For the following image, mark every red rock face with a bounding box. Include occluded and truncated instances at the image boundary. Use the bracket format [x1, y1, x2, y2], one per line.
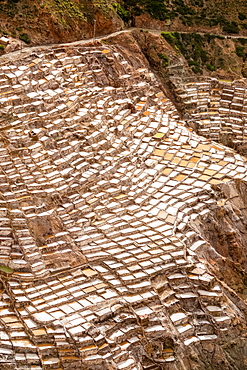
[0, 2, 124, 47]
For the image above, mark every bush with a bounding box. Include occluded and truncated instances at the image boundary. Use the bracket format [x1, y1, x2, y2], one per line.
[112, 3, 130, 22]
[158, 53, 169, 67]
[188, 60, 200, 67]
[235, 45, 245, 58]
[206, 63, 216, 71]
[238, 38, 247, 45]
[200, 48, 209, 63]
[223, 21, 239, 34]
[145, 0, 173, 21]
[217, 57, 225, 67]
[192, 0, 204, 7]
[181, 15, 194, 26]
[215, 35, 224, 40]
[161, 32, 176, 45]
[192, 65, 203, 74]
[19, 33, 31, 44]
[239, 12, 246, 21]
[0, 44, 5, 50]
[208, 17, 219, 26]
[204, 33, 216, 42]
[132, 6, 142, 16]
[174, 0, 195, 16]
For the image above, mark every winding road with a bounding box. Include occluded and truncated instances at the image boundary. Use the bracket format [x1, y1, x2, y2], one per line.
[2, 26, 247, 63]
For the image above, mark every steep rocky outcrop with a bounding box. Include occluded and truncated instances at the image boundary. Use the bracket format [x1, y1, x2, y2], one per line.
[191, 179, 247, 298]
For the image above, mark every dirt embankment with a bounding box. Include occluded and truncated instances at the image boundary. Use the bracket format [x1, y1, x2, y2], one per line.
[0, 0, 123, 47]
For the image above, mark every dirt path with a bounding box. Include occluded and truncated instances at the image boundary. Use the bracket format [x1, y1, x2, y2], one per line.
[1, 27, 247, 62]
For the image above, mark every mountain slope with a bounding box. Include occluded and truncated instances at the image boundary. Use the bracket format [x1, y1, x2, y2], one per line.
[0, 0, 247, 48]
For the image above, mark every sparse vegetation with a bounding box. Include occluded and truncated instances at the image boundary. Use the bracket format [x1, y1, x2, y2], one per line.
[206, 63, 216, 71]
[0, 44, 5, 50]
[0, 0, 246, 52]
[120, 0, 244, 35]
[222, 21, 239, 34]
[53, 0, 84, 18]
[19, 32, 31, 44]
[238, 12, 246, 21]
[161, 31, 210, 72]
[158, 52, 169, 67]
[145, 0, 174, 20]
[161, 32, 177, 45]
[112, 3, 130, 22]
[235, 45, 245, 58]
[161, 31, 232, 74]
[122, 0, 175, 21]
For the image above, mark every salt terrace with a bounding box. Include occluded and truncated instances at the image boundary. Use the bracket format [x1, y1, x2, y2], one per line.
[0, 42, 247, 369]
[176, 77, 247, 154]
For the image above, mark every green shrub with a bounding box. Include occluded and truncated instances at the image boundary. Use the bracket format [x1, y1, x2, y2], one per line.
[200, 49, 209, 63]
[235, 45, 245, 58]
[206, 63, 216, 71]
[53, 0, 83, 18]
[181, 15, 194, 26]
[132, 5, 142, 16]
[162, 31, 214, 74]
[238, 12, 246, 21]
[204, 33, 216, 42]
[0, 44, 5, 50]
[208, 17, 219, 26]
[188, 60, 200, 67]
[238, 38, 247, 45]
[113, 3, 130, 22]
[145, 0, 172, 21]
[217, 57, 225, 67]
[19, 33, 31, 44]
[161, 32, 176, 45]
[158, 53, 169, 67]
[192, 0, 204, 7]
[174, 0, 195, 16]
[192, 65, 203, 74]
[215, 35, 224, 40]
[222, 21, 239, 34]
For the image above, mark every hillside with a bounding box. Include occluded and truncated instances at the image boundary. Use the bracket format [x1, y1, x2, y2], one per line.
[2, 2, 247, 370]
[1, 31, 247, 370]
[0, 0, 123, 46]
[0, 0, 247, 48]
[125, 0, 247, 34]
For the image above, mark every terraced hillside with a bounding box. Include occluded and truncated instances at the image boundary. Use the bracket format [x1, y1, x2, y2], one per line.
[0, 37, 247, 369]
[176, 78, 247, 155]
